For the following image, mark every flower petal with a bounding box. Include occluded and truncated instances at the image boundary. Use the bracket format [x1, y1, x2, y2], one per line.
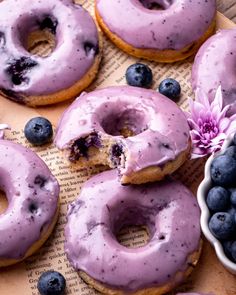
[195, 88, 211, 108]
[211, 86, 223, 113]
[219, 117, 230, 132]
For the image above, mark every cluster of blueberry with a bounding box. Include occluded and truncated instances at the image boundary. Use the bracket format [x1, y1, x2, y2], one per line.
[125, 63, 181, 101]
[208, 135, 236, 263]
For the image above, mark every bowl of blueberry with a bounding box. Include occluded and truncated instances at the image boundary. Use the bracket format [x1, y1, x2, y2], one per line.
[197, 133, 236, 274]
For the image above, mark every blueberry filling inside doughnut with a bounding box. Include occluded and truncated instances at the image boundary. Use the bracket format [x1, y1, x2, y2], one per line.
[110, 143, 125, 167]
[39, 15, 58, 34]
[69, 133, 101, 162]
[6, 57, 38, 85]
[0, 32, 5, 48]
[84, 41, 99, 56]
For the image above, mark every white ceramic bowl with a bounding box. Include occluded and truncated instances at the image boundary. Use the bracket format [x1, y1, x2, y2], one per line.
[197, 134, 236, 274]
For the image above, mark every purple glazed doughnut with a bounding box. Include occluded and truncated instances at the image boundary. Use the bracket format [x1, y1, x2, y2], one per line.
[0, 140, 60, 267]
[192, 29, 236, 116]
[65, 170, 202, 295]
[54, 86, 191, 184]
[95, 0, 216, 62]
[0, 0, 101, 106]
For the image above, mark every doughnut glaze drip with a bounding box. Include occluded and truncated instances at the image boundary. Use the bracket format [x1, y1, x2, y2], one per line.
[96, 0, 216, 50]
[192, 29, 236, 116]
[54, 86, 190, 177]
[0, 140, 59, 259]
[65, 170, 201, 292]
[0, 0, 99, 98]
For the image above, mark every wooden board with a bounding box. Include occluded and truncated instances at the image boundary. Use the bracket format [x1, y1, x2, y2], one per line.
[217, 0, 236, 23]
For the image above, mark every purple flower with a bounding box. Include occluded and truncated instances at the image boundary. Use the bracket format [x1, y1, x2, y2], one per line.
[187, 86, 236, 159]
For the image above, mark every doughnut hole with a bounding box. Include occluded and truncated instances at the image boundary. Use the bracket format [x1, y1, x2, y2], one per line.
[0, 190, 8, 214]
[117, 225, 150, 248]
[26, 30, 56, 57]
[138, 0, 172, 10]
[101, 108, 148, 138]
[16, 14, 58, 58]
[111, 205, 157, 249]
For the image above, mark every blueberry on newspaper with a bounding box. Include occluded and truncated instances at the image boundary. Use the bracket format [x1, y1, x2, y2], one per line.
[37, 271, 66, 295]
[125, 63, 153, 88]
[24, 117, 53, 146]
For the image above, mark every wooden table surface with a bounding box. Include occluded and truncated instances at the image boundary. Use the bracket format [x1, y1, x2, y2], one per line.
[217, 0, 236, 22]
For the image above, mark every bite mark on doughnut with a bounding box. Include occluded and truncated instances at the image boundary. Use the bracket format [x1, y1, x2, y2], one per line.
[39, 15, 58, 34]
[69, 132, 102, 162]
[6, 57, 38, 86]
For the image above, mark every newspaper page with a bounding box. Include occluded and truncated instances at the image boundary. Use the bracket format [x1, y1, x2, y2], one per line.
[0, 0, 236, 294]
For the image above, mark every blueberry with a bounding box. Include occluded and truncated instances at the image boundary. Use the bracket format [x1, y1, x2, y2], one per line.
[24, 117, 53, 145]
[37, 271, 66, 295]
[125, 63, 153, 88]
[227, 206, 236, 220]
[206, 186, 230, 212]
[229, 188, 236, 207]
[224, 145, 236, 160]
[158, 78, 181, 101]
[231, 241, 236, 262]
[209, 212, 236, 240]
[210, 155, 236, 186]
[223, 240, 233, 260]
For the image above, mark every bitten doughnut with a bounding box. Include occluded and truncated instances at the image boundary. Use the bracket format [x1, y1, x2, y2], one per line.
[0, 0, 101, 106]
[65, 170, 202, 295]
[192, 29, 236, 116]
[54, 86, 190, 184]
[95, 0, 216, 63]
[0, 140, 59, 267]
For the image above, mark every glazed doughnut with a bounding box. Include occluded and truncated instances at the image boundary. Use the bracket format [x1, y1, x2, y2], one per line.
[54, 86, 190, 184]
[0, 0, 101, 106]
[95, 0, 216, 63]
[65, 170, 202, 295]
[0, 140, 59, 267]
[192, 29, 236, 116]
